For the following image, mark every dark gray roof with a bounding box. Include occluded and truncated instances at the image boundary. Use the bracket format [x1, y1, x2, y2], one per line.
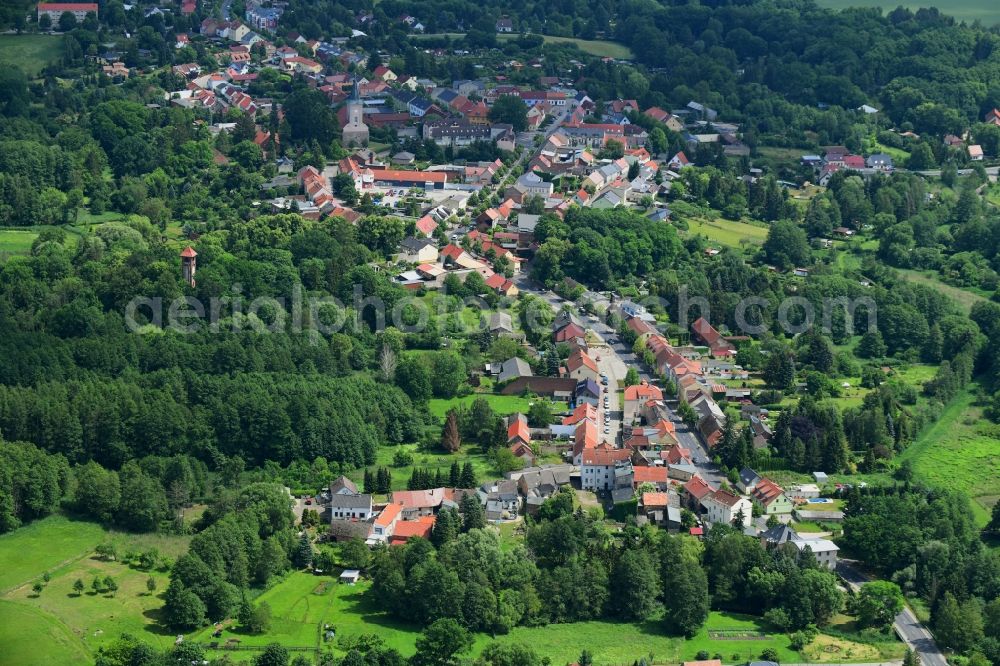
[739, 467, 760, 487]
[400, 236, 436, 253]
[760, 523, 797, 545]
[330, 493, 372, 509]
[330, 475, 358, 495]
[498, 357, 531, 383]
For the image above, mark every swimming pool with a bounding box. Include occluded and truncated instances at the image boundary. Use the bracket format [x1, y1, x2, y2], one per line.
[807, 498, 833, 504]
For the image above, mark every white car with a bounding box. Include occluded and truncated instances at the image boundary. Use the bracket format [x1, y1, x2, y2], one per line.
[603, 427, 610, 434]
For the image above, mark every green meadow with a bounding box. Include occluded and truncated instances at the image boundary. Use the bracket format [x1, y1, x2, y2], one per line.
[0, 34, 63, 76]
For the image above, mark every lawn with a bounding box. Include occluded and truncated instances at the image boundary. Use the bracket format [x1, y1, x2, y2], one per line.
[685, 217, 769, 249]
[0, 34, 63, 76]
[428, 394, 564, 420]
[897, 388, 1000, 525]
[816, 0, 1000, 26]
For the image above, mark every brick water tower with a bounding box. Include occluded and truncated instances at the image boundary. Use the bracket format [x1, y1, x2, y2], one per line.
[180, 246, 197, 287]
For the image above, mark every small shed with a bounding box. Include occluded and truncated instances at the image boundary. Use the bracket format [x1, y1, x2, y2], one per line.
[339, 569, 361, 585]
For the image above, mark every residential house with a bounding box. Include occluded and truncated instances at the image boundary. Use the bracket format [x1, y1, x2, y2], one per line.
[369, 503, 402, 543]
[489, 312, 514, 336]
[496, 17, 514, 32]
[691, 317, 736, 357]
[331, 476, 359, 495]
[497, 357, 532, 384]
[507, 413, 531, 448]
[415, 214, 438, 237]
[624, 382, 663, 425]
[749, 478, 793, 516]
[389, 488, 457, 518]
[564, 349, 600, 383]
[330, 493, 374, 520]
[760, 524, 838, 570]
[986, 108, 1000, 126]
[704, 489, 752, 528]
[581, 447, 633, 492]
[389, 515, 436, 545]
[683, 475, 714, 513]
[398, 237, 438, 263]
[576, 378, 601, 407]
[37, 2, 97, 23]
[969, 144, 984, 161]
[737, 468, 761, 494]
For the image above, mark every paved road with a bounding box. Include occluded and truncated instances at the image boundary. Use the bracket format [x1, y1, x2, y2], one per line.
[837, 561, 946, 666]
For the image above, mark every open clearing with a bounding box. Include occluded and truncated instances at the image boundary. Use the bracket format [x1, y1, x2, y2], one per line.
[428, 394, 564, 420]
[896, 268, 988, 315]
[897, 388, 1000, 525]
[0, 599, 91, 666]
[0, 35, 63, 76]
[685, 217, 769, 248]
[0, 516, 193, 660]
[0, 230, 39, 255]
[412, 32, 633, 59]
[816, 0, 1000, 26]
[0, 516, 106, 592]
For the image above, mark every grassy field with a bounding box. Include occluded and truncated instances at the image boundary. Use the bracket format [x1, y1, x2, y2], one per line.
[685, 217, 769, 249]
[0, 230, 39, 254]
[428, 394, 563, 420]
[0, 516, 106, 592]
[816, 0, 1000, 26]
[412, 32, 633, 59]
[897, 388, 1000, 524]
[896, 268, 988, 314]
[0, 34, 63, 76]
[502, 34, 634, 59]
[0, 599, 92, 666]
[0, 516, 194, 662]
[345, 443, 498, 493]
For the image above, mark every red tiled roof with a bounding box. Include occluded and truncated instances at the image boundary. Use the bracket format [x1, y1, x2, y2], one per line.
[581, 447, 631, 466]
[370, 168, 448, 183]
[374, 502, 401, 527]
[566, 349, 598, 374]
[390, 488, 453, 510]
[390, 515, 435, 543]
[633, 467, 669, 485]
[415, 215, 438, 236]
[180, 246, 197, 257]
[38, 3, 98, 10]
[624, 382, 662, 402]
[684, 475, 713, 501]
[750, 478, 785, 507]
[507, 414, 530, 443]
[554, 322, 585, 342]
[710, 489, 744, 508]
[563, 403, 597, 426]
[642, 492, 670, 508]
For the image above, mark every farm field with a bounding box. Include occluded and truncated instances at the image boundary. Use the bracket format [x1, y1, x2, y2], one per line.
[897, 388, 1000, 524]
[0, 35, 63, 76]
[816, 0, 1000, 26]
[684, 217, 769, 249]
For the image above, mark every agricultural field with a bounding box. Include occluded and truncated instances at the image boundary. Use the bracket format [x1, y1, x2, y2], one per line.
[816, 0, 1000, 26]
[0, 35, 63, 76]
[684, 217, 769, 249]
[896, 388, 1000, 524]
[0, 515, 194, 663]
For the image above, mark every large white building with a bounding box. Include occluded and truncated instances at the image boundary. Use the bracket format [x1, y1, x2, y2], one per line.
[580, 448, 633, 492]
[703, 489, 752, 528]
[38, 2, 97, 23]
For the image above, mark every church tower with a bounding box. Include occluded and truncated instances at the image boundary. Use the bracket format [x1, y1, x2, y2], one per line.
[342, 76, 369, 147]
